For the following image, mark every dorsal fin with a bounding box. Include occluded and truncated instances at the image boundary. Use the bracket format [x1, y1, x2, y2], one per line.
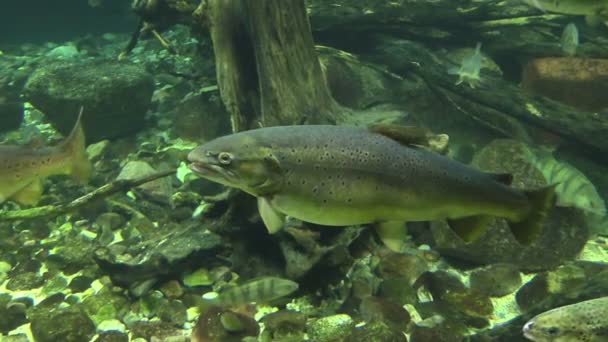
[486, 172, 513, 185]
[369, 124, 449, 154]
[26, 136, 44, 149]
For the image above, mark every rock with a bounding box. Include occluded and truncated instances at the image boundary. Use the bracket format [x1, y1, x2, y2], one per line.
[0, 294, 27, 334]
[413, 271, 492, 329]
[116, 161, 173, 206]
[0, 100, 23, 133]
[98, 319, 127, 333]
[93, 224, 222, 288]
[183, 268, 214, 288]
[307, 314, 354, 342]
[157, 299, 188, 326]
[469, 263, 522, 297]
[0, 56, 26, 132]
[5, 271, 44, 291]
[515, 261, 608, 314]
[347, 320, 408, 342]
[30, 307, 96, 342]
[47, 234, 96, 275]
[522, 58, 608, 112]
[160, 280, 185, 299]
[278, 225, 363, 278]
[191, 306, 259, 342]
[173, 90, 231, 142]
[431, 139, 589, 271]
[260, 310, 307, 341]
[130, 321, 185, 341]
[0, 334, 30, 342]
[97, 331, 129, 342]
[359, 296, 411, 332]
[318, 46, 406, 110]
[46, 44, 80, 58]
[23, 58, 154, 142]
[81, 287, 129, 325]
[68, 275, 94, 293]
[378, 251, 429, 285]
[95, 213, 126, 231]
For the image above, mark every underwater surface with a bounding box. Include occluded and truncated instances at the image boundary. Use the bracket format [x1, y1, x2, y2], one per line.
[1, 0, 608, 341]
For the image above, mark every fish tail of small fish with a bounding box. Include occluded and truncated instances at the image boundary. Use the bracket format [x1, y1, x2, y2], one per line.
[509, 185, 557, 245]
[58, 107, 91, 182]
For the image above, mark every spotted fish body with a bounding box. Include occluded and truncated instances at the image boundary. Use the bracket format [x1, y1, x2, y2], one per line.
[217, 277, 299, 306]
[188, 125, 554, 250]
[523, 296, 608, 342]
[0, 112, 91, 205]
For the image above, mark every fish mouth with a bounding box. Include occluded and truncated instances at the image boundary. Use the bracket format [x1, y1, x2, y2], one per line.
[189, 162, 218, 176]
[522, 321, 535, 340]
[189, 162, 237, 181]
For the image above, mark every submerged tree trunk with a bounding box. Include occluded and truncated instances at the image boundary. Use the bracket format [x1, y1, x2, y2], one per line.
[196, 0, 343, 131]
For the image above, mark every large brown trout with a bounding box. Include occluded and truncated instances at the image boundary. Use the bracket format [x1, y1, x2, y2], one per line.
[0, 111, 91, 205]
[187, 125, 554, 251]
[523, 296, 608, 342]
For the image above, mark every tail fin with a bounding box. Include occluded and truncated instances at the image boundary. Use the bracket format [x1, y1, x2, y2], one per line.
[510, 185, 556, 245]
[59, 107, 92, 182]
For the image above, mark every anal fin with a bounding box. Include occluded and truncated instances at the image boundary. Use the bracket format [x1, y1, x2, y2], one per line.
[447, 215, 492, 242]
[11, 180, 43, 206]
[257, 197, 286, 234]
[375, 221, 409, 252]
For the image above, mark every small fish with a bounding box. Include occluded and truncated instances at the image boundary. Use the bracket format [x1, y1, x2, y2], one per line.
[0, 110, 91, 205]
[523, 296, 608, 341]
[522, 0, 608, 27]
[561, 23, 579, 56]
[527, 150, 606, 217]
[217, 277, 299, 306]
[448, 42, 484, 89]
[188, 125, 555, 251]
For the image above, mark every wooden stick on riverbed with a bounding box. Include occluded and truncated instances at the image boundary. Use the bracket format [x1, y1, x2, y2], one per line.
[0, 169, 176, 222]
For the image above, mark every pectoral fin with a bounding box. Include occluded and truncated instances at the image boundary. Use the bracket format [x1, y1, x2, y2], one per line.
[375, 221, 409, 253]
[11, 180, 43, 206]
[447, 215, 492, 242]
[257, 197, 286, 234]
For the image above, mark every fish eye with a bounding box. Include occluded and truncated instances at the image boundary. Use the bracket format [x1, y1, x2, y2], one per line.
[546, 327, 560, 335]
[218, 152, 233, 165]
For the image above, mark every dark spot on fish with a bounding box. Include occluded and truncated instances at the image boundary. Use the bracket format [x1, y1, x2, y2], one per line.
[301, 180, 306, 185]
[320, 182, 326, 187]
[347, 198, 352, 203]
[291, 148, 296, 154]
[322, 199, 328, 204]
[341, 181, 346, 186]
[297, 158, 302, 164]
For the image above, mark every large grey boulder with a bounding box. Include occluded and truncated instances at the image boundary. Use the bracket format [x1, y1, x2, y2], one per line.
[23, 58, 154, 142]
